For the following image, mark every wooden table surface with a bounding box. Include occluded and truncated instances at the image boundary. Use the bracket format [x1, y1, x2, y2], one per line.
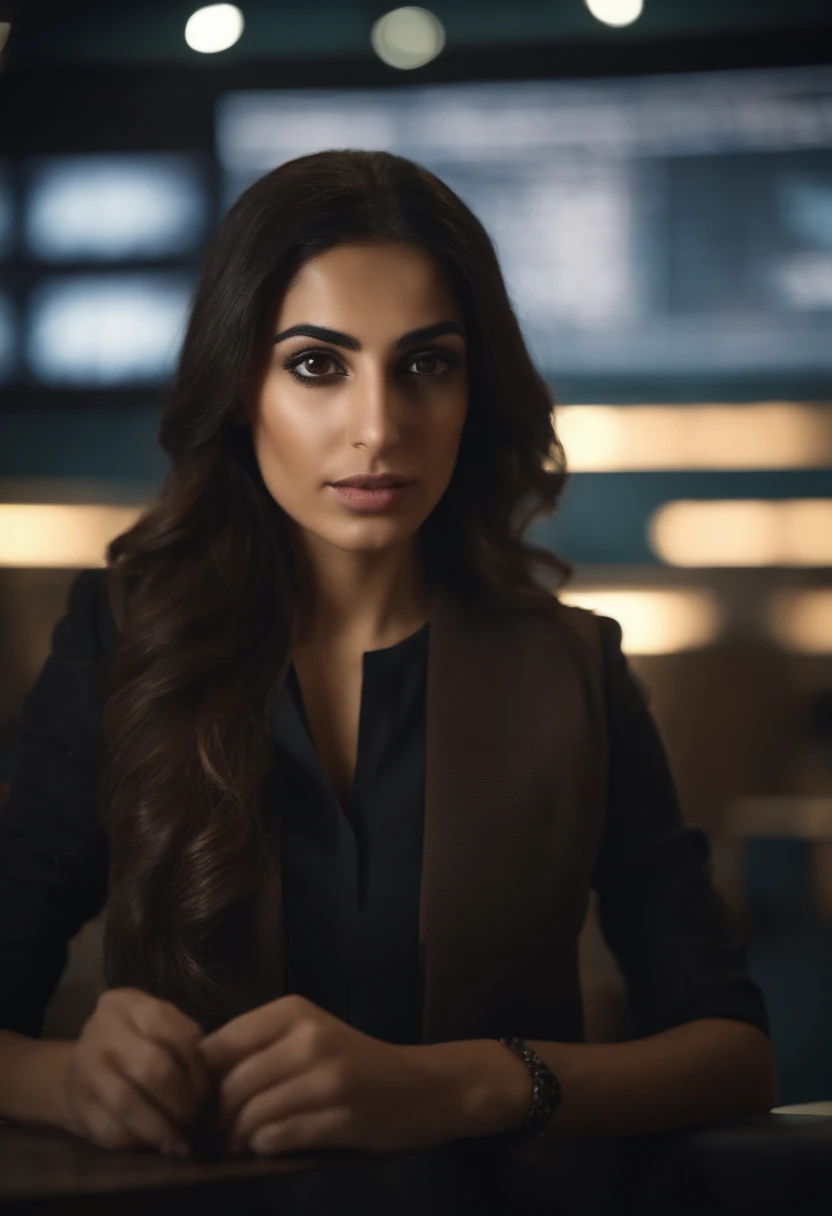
[0, 1121, 405, 1214]
[6, 1114, 832, 1216]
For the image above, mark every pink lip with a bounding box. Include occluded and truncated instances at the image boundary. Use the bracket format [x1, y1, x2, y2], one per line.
[329, 483, 412, 512]
[330, 478, 414, 489]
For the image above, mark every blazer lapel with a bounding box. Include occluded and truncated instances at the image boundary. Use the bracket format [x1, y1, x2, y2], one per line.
[420, 582, 605, 1045]
[244, 581, 604, 1046]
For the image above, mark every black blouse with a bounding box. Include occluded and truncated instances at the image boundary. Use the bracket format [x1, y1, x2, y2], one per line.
[0, 569, 771, 1045]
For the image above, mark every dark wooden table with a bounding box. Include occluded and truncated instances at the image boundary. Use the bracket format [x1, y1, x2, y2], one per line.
[5, 1112, 832, 1215]
[0, 1122, 503, 1215]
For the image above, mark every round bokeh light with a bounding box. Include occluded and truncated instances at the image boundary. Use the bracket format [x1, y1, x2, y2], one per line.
[184, 4, 244, 54]
[371, 7, 446, 70]
[585, 0, 644, 29]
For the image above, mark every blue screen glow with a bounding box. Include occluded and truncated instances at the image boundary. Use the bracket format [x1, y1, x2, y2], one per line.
[25, 155, 209, 262]
[0, 293, 16, 380]
[25, 274, 194, 385]
[216, 66, 832, 379]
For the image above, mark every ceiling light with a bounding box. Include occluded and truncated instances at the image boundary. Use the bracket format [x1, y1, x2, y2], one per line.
[371, 7, 445, 70]
[554, 403, 832, 472]
[649, 499, 832, 567]
[185, 4, 244, 55]
[584, 0, 644, 29]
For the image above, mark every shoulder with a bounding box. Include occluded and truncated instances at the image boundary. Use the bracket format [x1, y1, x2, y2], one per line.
[558, 604, 622, 645]
[17, 569, 115, 746]
[550, 602, 653, 718]
[499, 595, 625, 677]
[52, 567, 117, 667]
[549, 600, 624, 663]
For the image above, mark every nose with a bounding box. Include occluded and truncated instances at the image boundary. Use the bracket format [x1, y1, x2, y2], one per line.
[346, 364, 402, 454]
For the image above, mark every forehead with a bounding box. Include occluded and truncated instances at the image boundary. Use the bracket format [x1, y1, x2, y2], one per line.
[277, 242, 463, 323]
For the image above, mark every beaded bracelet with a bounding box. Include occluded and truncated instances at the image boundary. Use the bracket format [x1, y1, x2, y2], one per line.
[495, 1036, 563, 1149]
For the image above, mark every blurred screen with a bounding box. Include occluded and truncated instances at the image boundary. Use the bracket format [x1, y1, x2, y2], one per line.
[216, 65, 832, 379]
[0, 163, 11, 259]
[24, 154, 209, 262]
[25, 274, 194, 385]
[0, 293, 16, 380]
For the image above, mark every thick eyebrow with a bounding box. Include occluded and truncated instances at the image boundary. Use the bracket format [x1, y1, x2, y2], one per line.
[272, 320, 465, 351]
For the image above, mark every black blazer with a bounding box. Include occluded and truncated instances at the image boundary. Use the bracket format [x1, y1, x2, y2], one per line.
[0, 568, 771, 1049]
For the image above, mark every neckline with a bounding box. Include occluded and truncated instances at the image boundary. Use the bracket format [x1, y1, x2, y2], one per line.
[286, 619, 429, 688]
[361, 618, 430, 661]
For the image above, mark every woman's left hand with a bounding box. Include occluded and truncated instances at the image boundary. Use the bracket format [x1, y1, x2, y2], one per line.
[195, 994, 462, 1157]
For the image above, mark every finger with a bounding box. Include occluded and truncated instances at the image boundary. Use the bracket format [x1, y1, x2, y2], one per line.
[130, 990, 207, 1043]
[92, 1059, 186, 1152]
[82, 1100, 146, 1152]
[244, 1106, 351, 1157]
[199, 995, 301, 1075]
[140, 1013, 212, 1106]
[108, 1036, 198, 1129]
[228, 1067, 338, 1150]
[216, 1038, 299, 1135]
[124, 1001, 212, 1110]
[164, 1036, 212, 1109]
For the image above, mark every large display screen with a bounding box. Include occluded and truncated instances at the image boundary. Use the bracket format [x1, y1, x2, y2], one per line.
[0, 164, 12, 260]
[216, 65, 832, 381]
[8, 154, 208, 387]
[0, 293, 15, 381]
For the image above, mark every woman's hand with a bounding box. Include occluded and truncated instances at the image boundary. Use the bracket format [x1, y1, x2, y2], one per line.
[58, 987, 212, 1155]
[196, 994, 460, 1158]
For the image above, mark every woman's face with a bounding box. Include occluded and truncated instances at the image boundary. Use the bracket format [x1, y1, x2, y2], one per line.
[244, 242, 469, 558]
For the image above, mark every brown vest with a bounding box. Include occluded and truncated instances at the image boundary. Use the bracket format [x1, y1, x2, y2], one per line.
[230, 580, 609, 1050]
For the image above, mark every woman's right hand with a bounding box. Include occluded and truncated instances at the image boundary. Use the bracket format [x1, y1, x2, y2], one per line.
[57, 987, 213, 1154]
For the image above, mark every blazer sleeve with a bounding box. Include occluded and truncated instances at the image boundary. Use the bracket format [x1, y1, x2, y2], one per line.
[0, 569, 111, 1038]
[589, 614, 771, 1041]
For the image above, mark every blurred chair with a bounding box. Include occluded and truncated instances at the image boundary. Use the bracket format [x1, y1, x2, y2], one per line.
[725, 795, 832, 1106]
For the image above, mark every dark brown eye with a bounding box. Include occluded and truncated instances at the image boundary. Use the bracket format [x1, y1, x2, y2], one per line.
[284, 350, 343, 384]
[407, 351, 458, 376]
[295, 355, 335, 376]
[411, 354, 440, 374]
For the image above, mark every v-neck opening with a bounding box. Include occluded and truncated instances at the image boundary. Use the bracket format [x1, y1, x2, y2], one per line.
[270, 616, 430, 1033]
[287, 621, 430, 827]
[361, 619, 431, 662]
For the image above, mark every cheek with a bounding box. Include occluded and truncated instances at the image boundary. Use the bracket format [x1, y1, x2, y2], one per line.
[249, 376, 469, 521]
[250, 389, 330, 504]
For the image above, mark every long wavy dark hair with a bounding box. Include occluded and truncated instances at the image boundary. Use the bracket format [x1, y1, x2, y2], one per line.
[98, 148, 571, 1031]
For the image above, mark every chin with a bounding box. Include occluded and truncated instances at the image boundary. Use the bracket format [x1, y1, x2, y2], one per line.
[326, 517, 422, 550]
[335, 528, 415, 553]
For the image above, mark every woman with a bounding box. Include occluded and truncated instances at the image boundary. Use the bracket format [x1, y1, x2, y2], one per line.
[0, 150, 775, 1206]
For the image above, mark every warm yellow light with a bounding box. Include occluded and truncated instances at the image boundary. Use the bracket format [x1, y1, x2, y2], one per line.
[0, 504, 143, 567]
[555, 403, 832, 472]
[784, 501, 832, 566]
[769, 590, 832, 653]
[650, 500, 832, 567]
[558, 588, 721, 654]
